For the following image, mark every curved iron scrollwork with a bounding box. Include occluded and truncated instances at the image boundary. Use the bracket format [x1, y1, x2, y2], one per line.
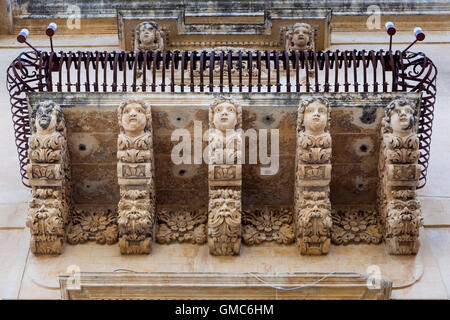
[6, 49, 437, 189]
[6, 51, 46, 187]
[398, 51, 438, 189]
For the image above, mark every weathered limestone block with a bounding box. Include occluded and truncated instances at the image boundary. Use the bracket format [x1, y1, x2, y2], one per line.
[26, 101, 70, 254]
[117, 99, 155, 254]
[294, 97, 332, 255]
[208, 97, 242, 255]
[378, 99, 423, 255]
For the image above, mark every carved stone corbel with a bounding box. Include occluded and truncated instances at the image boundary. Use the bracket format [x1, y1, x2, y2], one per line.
[26, 101, 70, 254]
[117, 99, 155, 254]
[294, 97, 332, 255]
[207, 97, 242, 255]
[378, 99, 423, 255]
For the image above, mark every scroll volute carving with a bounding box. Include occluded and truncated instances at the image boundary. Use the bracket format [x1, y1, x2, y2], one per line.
[134, 21, 164, 51]
[378, 99, 423, 255]
[117, 99, 155, 255]
[26, 100, 70, 255]
[208, 97, 242, 256]
[294, 97, 332, 255]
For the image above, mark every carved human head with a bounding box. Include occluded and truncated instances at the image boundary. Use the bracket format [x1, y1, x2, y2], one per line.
[286, 23, 314, 51]
[135, 21, 164, 51]
[384, 99, 418, 136]
[32, 100, 63, 135]
[298, 97, 331, 135]
[118, 99, 152, 137]
[209, 189, 241, 219]
[209, 97, 241, 131]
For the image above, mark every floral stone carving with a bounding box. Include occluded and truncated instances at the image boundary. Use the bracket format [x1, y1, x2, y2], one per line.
[378, 99, 423, 255]
[156, 208, 207, 244]
[242, 207, 294, 245]
[331, 208, 382, 245]
[26, 101, 70, 254]
[117, 99, 155, 254]
[67, 207, 118, 245]
[208, 97, 243, 255]
[294, 97, 332, 255]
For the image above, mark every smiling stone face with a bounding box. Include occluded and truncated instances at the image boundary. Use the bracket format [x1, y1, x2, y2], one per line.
[121, 102, 147, 137]
[303, 100, 328, 135]
[390, 104, 415, 135]
[213, 102, 237, 131]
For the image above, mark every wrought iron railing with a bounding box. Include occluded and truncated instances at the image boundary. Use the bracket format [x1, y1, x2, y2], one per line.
[6, 49, 437, 188]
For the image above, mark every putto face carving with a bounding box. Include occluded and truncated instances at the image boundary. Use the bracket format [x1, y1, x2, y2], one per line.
[298, 97, 330, 135]
[286, 23, 314, 51]
[32, 100, 63, 135]
[384, 99, 417, 136]
[118, 99, 152, 137]
[209, 97, 241, 132]
[135, 21, 164, 51]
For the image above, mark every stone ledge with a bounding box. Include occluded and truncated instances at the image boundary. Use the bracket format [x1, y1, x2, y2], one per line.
[59, 271, 392, 300]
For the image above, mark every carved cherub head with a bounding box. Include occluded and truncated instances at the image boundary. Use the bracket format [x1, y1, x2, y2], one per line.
[31, 100, 63, 135]
[286, 23, 314, 51]
[209, 97, 241, 131]
[117, 99, 152, 137]
[383, 99, 418, 136]
[135, 21, 164, 51]
[298, 97, 331, 135]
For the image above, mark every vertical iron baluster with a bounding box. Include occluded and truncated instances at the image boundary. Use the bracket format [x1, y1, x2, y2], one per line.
[112, 51, 118, 92]
[219, 51, 224, 93]
[295, 51, 300, 92]
[152, 51, 157, 92]
[238, 51, 243, 92]
[362, 50, 368, 92]
[84, 51, 91, 92]
[57, 52, 64, 92]
[228, 51, 232, 92]
[370, 50, 378, 92]
[324, 51, 330, 92]
[66, 52, 73, 92]
[334, 51, 339, 92]
[199, 51, 205, 92]
[352, 51, 358, 92]
[209, 51, 215, 92]
[379, 50, 388, 92]
[275, 51, 280, 92]
[266, 50, 271, 92]
[180, 51, 186, 92]
[343, 51, 349, 92]
[284, 51, 290, 92]
[248, 51, 253, 92]
[304, 51, 310, 92]
[190, 51, 195, 92]
[257, 51, 262, 92]
[161, 51, 167, 92]
[171, 51, 176, 92]
[313, 51, 319, 92]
